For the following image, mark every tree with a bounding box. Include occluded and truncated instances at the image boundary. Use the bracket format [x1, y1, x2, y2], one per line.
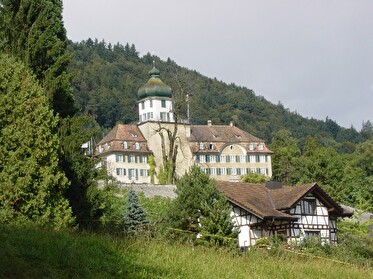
[168, 166, 237, 245]
[122, 189, 149, 234]
[0, 0, 75, 117]
[0, 54, 73, 228]
[270, 130, 301, 185]
[241, 172, 269, 184]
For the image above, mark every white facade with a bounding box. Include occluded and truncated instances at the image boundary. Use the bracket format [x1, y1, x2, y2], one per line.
[138, 98, 174, 123]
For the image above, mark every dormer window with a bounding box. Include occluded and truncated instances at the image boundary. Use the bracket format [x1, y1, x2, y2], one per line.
[249, 143, 255, 151]
[123, 141, 128, 149]
[135, 142, 140, 150]
[131, 133, 138, 138]
[105, 143, 110, 150]
[235, 134, 241, 139]
[209, 143, 215, 150]
[258, 144, 264, 151]
[199, 142, 205, 150]
[98, 146, 103, 153]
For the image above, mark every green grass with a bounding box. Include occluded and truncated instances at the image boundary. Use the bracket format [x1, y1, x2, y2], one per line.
[0, 224, 371, 279]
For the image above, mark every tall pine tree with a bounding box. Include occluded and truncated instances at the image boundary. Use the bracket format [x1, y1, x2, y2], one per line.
[0, 54, 73, 228]
[0, 0, 75, 117]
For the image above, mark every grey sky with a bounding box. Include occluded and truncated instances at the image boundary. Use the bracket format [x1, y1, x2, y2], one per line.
[62, 0, 373, 130]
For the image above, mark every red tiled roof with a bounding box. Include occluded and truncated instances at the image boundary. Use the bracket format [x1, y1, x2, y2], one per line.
[96, 124, 150, 155]
[190, 125, 262, 142]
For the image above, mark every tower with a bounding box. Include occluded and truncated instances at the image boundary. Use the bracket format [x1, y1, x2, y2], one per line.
[137, 64, 174, 123]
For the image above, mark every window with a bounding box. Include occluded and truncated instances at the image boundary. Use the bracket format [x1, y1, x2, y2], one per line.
[150, 99, 153, 107]
[128, 169, 138, 180]
[128, 155, 136, 163]
[256, 155, 260, 162]
[140, 155, 147, 163]
[161, 100, 166, 108]
[160, 112, 166, 121]
[195, 155, 200, 163]
[221, 168, 227, 175]
[140, 169, 148, 177]
[199, 155, 206, 163]
[236, 168, 241, 175]
[141, 102, 145, 109]
[229, 145, 234, 150]
[258, 144, 264, 151]
[143, 113, 146, 121]
[236, 155, 240, 163]
[131, 133, 138, 138]
[227, 168, 232, 175]
[250, 155, 256, 162]
[249, 143, 255, 150]
[116, 168, 126, 176]
[123, 141, 128, 149]
[199, 142, 205, 150]
[303, 199, 316, 214]
[115, 154, 124, 162]
[260, 155, 266, 163]
[147, 112, 151, 119]
[217, 168, 221, 175]
[134, 142, 140, 150]
[216, 155, 220, 163]
[209, 143, 215, 150]
[210, 168, 216, 175]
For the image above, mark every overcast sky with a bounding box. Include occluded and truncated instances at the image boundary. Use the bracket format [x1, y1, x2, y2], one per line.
[62, 0, 373, 130]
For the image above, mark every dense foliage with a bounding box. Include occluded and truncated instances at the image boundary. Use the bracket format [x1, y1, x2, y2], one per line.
[0, 0, 75, 117]
[68, 39, 371, 145]
[0, 1, 104, 229]
[168, 166, 237, 245]
[0, 54, 73, 228]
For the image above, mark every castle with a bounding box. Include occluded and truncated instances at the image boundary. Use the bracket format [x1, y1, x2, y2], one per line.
[95, 65, 273, 184]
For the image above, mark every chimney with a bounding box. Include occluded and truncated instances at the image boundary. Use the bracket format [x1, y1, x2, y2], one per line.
[207, 120, 212, 127]
[230, 121, 234, 127]
[266, 181, 283, 189]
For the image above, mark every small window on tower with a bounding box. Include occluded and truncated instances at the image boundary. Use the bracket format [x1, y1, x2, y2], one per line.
[150, 99, 153, 108]
[141, 102, 145, 110]
[161, 100, 166, 108]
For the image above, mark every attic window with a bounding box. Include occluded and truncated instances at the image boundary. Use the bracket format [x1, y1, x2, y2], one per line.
[248, 143, 255, 151]
[123, 141, 128, 149]
[105, 143, 110, 150]
[199, 142, 205, 150]
[135, 142, 141, 150]
[209, 143, 215, 150]
[303, 198, 316, 214]
[229, 145, 234, 150]
[235, 134, 241, 139]
[131, 133, 138, 138]
[213, 134, 218, 139]
[258, 144, 264, 151]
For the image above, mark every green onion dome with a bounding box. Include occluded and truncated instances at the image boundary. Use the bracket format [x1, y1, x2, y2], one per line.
[137, 66, 172, 99]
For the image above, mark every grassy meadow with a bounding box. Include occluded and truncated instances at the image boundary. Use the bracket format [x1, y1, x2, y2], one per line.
[0, 224, 371, 279]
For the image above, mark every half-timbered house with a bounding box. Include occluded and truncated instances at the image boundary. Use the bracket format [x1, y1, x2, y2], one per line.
[217, 181, 352, 248]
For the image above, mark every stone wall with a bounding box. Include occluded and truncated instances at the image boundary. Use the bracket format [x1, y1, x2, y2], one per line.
[117, 183, 177, 199]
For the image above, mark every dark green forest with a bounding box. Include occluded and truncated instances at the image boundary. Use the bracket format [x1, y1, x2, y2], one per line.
[68, 39, 372, 145]
[68, 39, 373, 212]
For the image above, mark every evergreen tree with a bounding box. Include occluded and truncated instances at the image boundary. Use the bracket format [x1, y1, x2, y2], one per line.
[0, 0, 75, 117]
[0, 54, 73, 228]
[122, 189, 149, 234]
[169, 166, 236, 245]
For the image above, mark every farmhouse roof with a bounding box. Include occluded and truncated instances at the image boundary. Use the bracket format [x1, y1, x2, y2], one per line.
[217, 181, 351, 220]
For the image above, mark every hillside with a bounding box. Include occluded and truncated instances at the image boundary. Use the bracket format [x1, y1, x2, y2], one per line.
[1, 224, 371, 279]
[68, 39, 367, 144]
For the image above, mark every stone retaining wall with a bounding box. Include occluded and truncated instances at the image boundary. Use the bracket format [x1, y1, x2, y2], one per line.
[117, 183, 177, 199]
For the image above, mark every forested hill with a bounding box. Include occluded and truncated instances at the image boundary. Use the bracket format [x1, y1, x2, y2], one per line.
[68, 39, 369, 146]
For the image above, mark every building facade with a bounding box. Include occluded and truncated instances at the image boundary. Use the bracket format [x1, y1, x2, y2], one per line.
[217, 182, 352, 248]
[95, 65, 273, 184]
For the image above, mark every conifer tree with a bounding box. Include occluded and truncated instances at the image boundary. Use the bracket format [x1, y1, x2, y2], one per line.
[0, 54, 73, 228]
[0, 0, 75, 117]
[122, 189, 149, 234]
[168, 166, 237, 245]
